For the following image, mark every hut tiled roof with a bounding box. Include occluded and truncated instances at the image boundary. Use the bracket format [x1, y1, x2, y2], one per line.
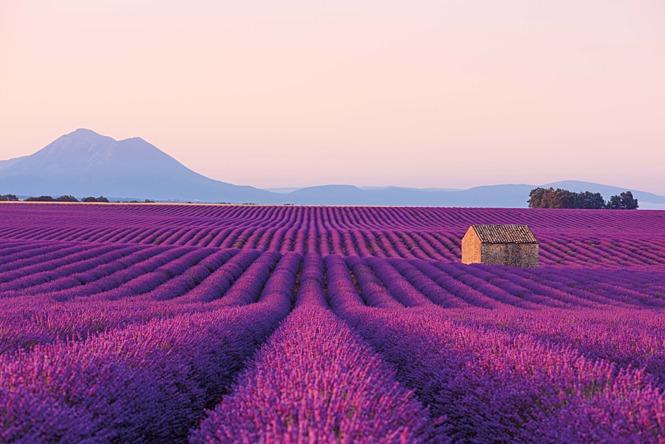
[471, 224, 538, 244]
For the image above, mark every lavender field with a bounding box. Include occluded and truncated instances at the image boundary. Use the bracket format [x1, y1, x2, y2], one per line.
[1, 203, 665, 443]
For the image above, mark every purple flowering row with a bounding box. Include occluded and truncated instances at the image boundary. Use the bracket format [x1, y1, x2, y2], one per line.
[0, 251, 302, 356]
[327, 258, 665, 442]
[2, 203, 665, 266]
[191, 304, 443, 443]
[0, 262, 297, 441]
[448, 307, 665, 389]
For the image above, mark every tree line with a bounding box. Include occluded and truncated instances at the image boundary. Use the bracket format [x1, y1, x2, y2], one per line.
[0, 194, 158, 203]
[0, 194, 109, 203]
[528, 188, 638, 209]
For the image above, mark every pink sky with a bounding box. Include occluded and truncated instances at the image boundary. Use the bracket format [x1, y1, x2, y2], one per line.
[1, 0, 664, 192]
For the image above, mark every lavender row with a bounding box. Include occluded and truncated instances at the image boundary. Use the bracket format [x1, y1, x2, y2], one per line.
[3, 204, 665, 266]
[31, 246, 192, 301]
[0, 300, 209, 355]
[0, 250, 552, 358]
[343, 308, 665, 443]
[2, 245, 664, 311]
[0, 257, 298, 442]
[326, 258, 665, 442]
[0, 245, 152, 297]
[448, 307, 665, 389]
[165, 250, 258, 302]
[0, 251, 300, 355]
[0, 243, 139, 290]
[0, 241, 89, 274]
[191, 305, 441, 443]
[3, 204, 663, 235]
[2, 225, 661, 266]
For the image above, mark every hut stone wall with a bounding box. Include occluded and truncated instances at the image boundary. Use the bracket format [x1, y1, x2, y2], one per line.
[480, 243, 539, 268]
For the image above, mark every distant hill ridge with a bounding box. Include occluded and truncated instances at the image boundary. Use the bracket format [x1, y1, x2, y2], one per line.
[2, 129, 664, 208]
[0, 129, 273, 203]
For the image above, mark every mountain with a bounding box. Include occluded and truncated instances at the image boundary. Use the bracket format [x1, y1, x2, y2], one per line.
[2, 129, 664, 207]
[0, 156, 26, 171]
[0, 129, 274, 203]
[285, 183, 665, 208]
[282, 184, 534, 207]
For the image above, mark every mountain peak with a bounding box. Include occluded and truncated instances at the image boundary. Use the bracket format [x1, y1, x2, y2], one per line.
[62, 130, 151, 149]
[66, 128, 108, 138]
[53, 129, 117, 149]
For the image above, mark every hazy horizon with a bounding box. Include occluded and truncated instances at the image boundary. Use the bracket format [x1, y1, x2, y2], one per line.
[2, 1, 664, 192]
[4, 127, 661, 196]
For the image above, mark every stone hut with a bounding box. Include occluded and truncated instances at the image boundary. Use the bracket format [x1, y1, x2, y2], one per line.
[461, 224, 539, 268]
